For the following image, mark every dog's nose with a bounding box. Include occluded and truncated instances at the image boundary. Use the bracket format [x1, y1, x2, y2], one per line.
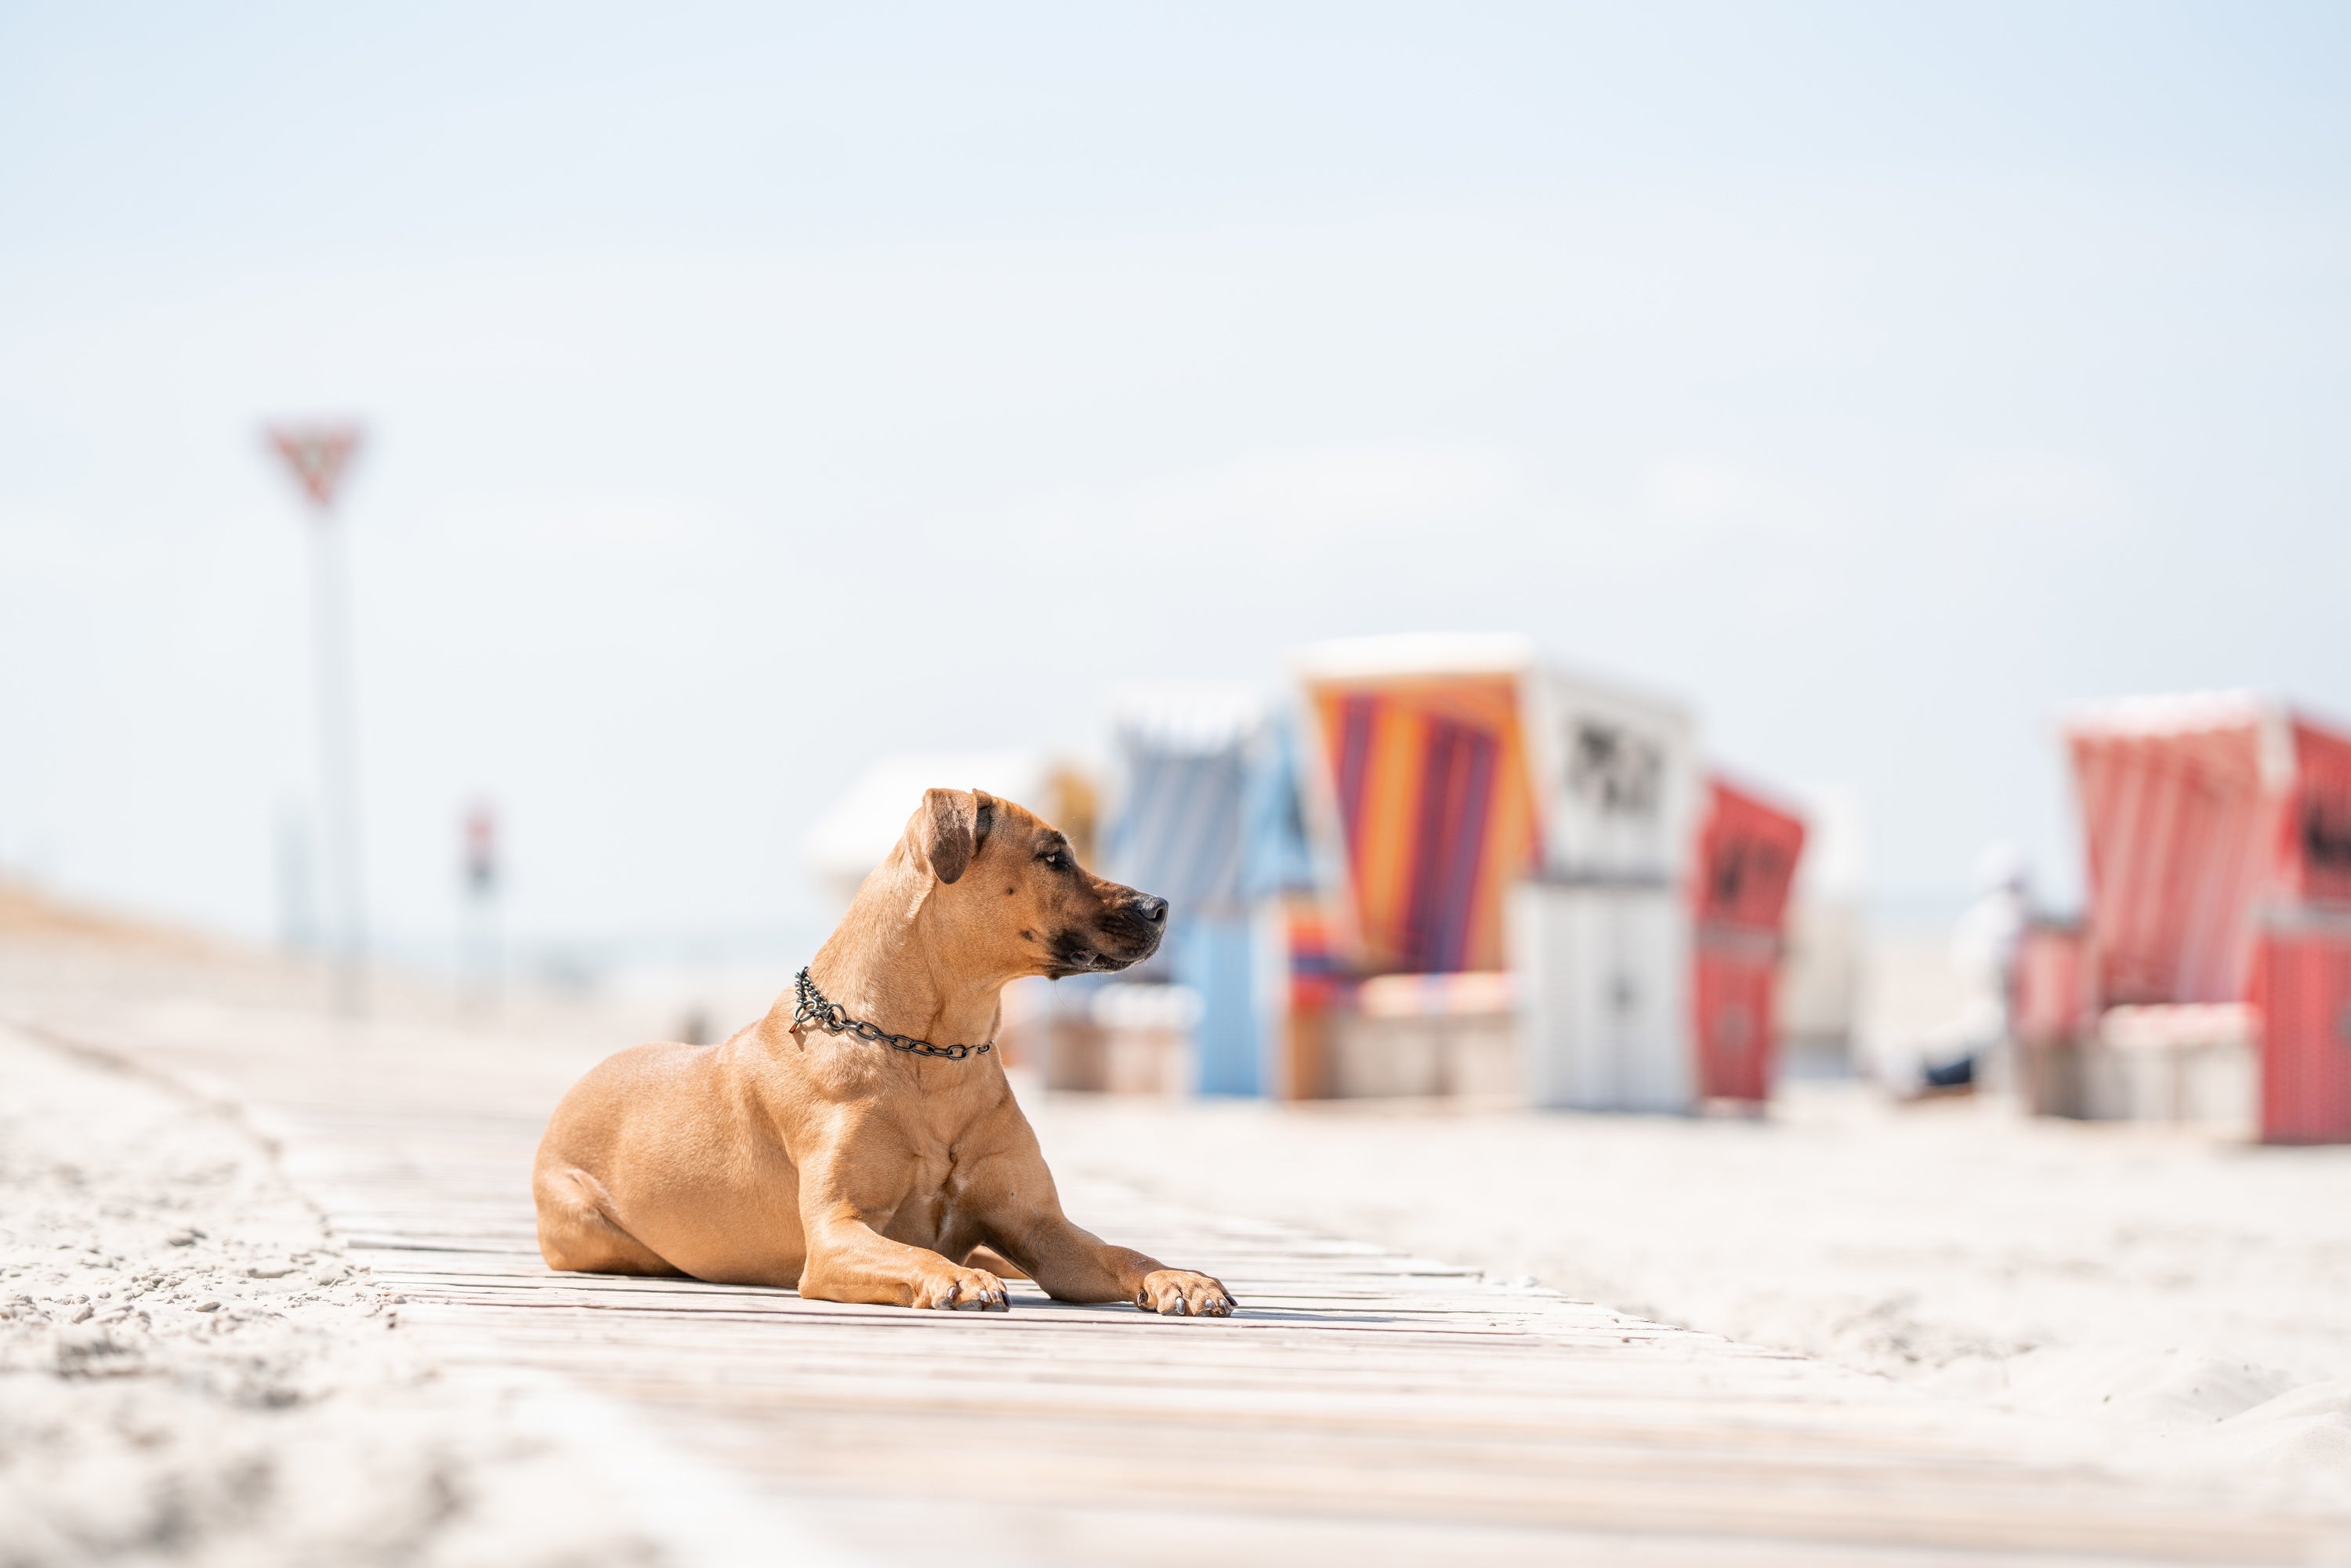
[1132, 895, 1168, 926]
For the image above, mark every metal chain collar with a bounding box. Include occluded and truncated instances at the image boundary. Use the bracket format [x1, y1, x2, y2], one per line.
[792, 968, 994, 1060]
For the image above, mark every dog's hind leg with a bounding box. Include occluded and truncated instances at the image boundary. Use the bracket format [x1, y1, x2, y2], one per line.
[533, 1164, 683, 1276]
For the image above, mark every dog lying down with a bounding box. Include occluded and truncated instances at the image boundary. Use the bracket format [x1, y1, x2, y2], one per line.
[532, 788, 1236, 1316]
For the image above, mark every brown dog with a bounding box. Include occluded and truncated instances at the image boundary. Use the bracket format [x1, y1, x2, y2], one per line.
[532, 788, 1236, 1316]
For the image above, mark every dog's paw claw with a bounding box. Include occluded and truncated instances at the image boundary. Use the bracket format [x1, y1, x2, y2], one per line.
[1136, 1269, 1236, 1319]
[925, 1266, 1009, 1312]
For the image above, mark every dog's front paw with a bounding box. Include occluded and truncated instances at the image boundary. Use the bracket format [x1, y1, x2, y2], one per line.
[914, 1265, 1009, 1312]
[1135, 1269, 1234, 1318]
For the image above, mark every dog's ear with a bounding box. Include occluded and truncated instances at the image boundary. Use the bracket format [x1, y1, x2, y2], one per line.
[917, 788, 981, 885]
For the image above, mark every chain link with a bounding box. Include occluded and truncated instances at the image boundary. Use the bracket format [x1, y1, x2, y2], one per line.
[792, 968, 994, 1060]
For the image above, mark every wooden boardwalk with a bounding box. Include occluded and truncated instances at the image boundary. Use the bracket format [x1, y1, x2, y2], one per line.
[18, 980, 2351, 1567]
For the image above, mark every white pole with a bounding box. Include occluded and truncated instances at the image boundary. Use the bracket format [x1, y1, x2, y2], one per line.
[274, 798, 315, 952]
[307, 495, 366, 1013]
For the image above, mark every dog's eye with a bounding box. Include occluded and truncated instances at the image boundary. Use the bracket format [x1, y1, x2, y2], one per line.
[1038, 847, 1071, 871]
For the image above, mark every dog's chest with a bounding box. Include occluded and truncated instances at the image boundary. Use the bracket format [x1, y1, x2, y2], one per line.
[865, 1099, 994, 1250]
[882, 1162, 971, 1250]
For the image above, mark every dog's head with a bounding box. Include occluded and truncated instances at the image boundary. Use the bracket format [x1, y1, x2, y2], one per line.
[903, 788, 1166, 979]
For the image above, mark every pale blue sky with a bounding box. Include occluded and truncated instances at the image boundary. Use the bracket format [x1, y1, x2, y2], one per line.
[3, 2, 2348, 957]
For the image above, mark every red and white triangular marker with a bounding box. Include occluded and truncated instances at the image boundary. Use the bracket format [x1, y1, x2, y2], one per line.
[266, 425, 363, 509]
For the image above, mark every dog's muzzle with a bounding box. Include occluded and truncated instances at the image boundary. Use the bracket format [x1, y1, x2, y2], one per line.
[1051, 894, 1168, 976]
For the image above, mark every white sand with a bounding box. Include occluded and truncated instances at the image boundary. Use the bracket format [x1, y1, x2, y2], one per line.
[1027, 1085, 2351, 1510]
[0, 1022, 662, 1568]
[5, 895, 2348, 1549]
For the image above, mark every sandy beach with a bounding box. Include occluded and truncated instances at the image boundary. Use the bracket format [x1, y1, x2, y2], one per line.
[1030, 1086, 2351, 1509]
[5, 905, 2349, 1560]
[0, 894, 679, 1568]
[0, 1017, 666, 1568]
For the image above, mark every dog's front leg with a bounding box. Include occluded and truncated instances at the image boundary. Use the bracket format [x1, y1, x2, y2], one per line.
[959, 1132, 1235, 1317]
[1009, 1214, 1235, 1317]
[795, 1150, 1009, 1312]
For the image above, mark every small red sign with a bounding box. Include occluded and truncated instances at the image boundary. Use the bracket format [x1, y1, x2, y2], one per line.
[265, 424, 363, 509]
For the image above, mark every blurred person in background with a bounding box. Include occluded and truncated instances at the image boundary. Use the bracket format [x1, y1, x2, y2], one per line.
[1912, 842, 2031, 1095]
